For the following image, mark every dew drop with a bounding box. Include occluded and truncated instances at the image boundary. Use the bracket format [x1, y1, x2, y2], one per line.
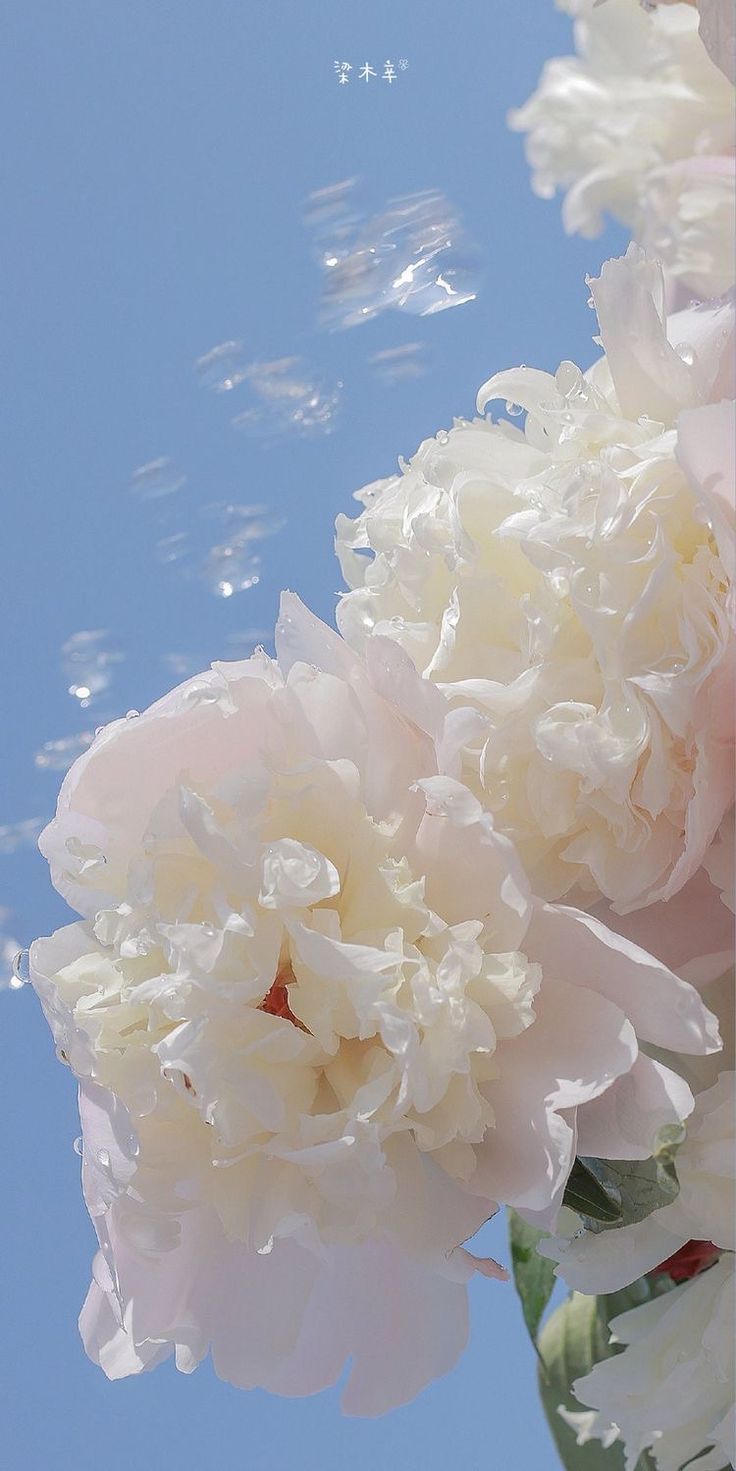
[125, 709, 140, 721]
[436, 429, 449, 444]
[183, 683, 220, 706]
[97, 1149, 111, 1170]
[12, 949, 30, 986]
[94, 725, 105, 737]
[549, 568, 570, 598]
[73, 1136, 83, 1157]
[505, 401, 523, 417]
[675, 342, 696, 367]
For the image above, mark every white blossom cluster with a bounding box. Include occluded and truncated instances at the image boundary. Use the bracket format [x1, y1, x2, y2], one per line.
[27, 0, 735, 1460]
[510, 0, 735, 302]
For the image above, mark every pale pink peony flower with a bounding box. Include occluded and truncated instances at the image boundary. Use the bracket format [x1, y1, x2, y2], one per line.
[336, 246, 735, 914]
[30, 597, 718, 1413]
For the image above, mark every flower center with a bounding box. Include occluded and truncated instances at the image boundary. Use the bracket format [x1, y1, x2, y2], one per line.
[653, 1239, 720, 1283]
[259, 963, 305, 1028]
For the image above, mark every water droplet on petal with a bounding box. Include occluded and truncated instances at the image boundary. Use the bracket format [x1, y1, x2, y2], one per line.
[549, 568, 570, 598]
[436, 429, 450, 444]
[505, 401, 523, 417]
[675, 342, 696, 367]
[73, 1136, 84, 1156]
[125, 710, 140, 721]
[183, 683, 220, 706]
[12, 949, 30, 985]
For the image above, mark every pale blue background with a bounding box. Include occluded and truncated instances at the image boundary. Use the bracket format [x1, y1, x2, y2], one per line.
[1, 3, 626, 1466]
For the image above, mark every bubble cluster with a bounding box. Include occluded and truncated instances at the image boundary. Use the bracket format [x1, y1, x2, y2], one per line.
[230, 358, 343, 439]
[60, 630, 125, 708]
[304, 181, 481, 330]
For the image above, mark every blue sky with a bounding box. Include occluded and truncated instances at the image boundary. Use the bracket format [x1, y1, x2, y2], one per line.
[1, 3, 627, 1466]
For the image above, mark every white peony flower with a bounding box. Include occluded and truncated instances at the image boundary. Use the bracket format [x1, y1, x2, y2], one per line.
[336, 245, 735, 914]
[30, 596, 718, 1413]
[570, 1255, 735, 1471]
[509, 0, 735, 301]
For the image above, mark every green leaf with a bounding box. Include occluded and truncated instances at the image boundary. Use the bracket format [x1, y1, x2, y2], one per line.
[562, 1125, 685, 1236]
[537, 1281, 667, 1471]
[562, 1158, 623, 1224]
[577, 1148, 680, 1234]
[507, 1209, 557, 1346]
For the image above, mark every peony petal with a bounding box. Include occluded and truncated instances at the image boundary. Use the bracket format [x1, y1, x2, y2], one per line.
[525, 901, 722, 1055]
[539, 1213, 685, 1294]
[589, 245, 701, 421]
[412, 777, 531, 947]
[698, 0, 736, 83]
[677, 400, 736, 582]
[575, 1054, 694, 1161]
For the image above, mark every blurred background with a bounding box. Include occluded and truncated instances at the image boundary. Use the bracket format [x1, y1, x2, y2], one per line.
[1, 2, 626, 1466]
